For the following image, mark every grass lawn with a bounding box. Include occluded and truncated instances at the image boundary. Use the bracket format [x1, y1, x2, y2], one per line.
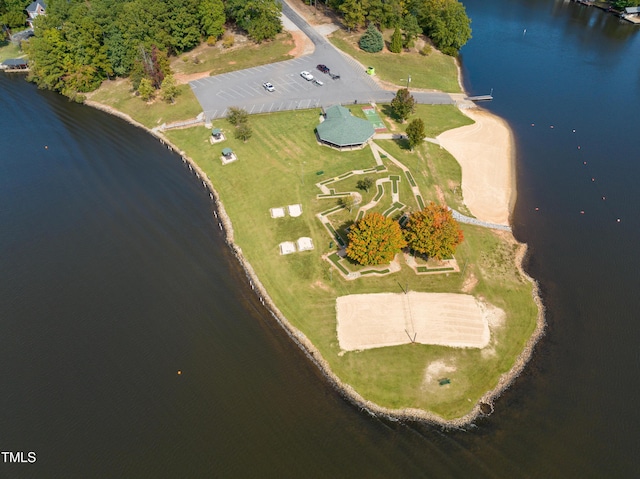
[380, 104, 475, 138]
[329, 30, 461, 93]
[172, 32, 295, 77]
[88, 80, 202, 129]
[0, 41, 23, 62]
[165, 108, 538, 420]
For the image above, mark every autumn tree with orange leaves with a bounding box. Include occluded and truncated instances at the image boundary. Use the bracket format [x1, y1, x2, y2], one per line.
[346, 212, 406, 266]
[403, 202, 463, 259]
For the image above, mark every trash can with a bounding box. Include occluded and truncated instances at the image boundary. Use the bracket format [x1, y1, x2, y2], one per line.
[366, 66, 375, 75]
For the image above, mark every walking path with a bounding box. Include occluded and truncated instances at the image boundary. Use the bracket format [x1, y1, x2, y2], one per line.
[450, 209, 512, 231]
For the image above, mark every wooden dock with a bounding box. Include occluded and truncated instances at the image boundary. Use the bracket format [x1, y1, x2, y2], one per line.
[466, 95, 493, 102]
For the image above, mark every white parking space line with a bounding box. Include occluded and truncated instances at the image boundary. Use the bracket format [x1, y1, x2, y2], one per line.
[216, 91, 236, 101]
[227, 88, 245, 98]
[237, 85, 259, 96]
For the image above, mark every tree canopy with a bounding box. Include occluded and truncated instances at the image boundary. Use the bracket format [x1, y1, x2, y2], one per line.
[329, 0, 470, 55]
[416, 0, 472, 55]
[346, 212, 406, 266]
[389, 25, 403, 53]
[359, 22, 384, 53]
[403, 202, 463, 259]
[405, 118, 425, 149]
[23, 0, 282, 99]
[1, 0, 31, 29]
[390, 88, 416, 123]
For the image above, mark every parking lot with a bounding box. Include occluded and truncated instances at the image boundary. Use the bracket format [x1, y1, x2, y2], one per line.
[189, 2, 459, 120]
[190, 49, 390, 120]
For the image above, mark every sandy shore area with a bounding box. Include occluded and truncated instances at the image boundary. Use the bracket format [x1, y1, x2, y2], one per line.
[437, 108, 515, 226]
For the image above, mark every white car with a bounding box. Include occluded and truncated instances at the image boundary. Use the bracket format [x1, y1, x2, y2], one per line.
[313, 79, 324, 86]
[263, 82, 275, 92]
[300, 71, 314, 81]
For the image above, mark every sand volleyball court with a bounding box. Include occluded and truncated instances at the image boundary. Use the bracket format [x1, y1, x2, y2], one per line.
[336, 292, 493, 351]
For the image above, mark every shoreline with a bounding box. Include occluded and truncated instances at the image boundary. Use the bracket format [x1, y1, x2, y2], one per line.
[85, 97, 546, 427]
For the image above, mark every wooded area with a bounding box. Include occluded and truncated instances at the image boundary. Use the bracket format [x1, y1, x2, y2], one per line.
[3, 0, 281, 99]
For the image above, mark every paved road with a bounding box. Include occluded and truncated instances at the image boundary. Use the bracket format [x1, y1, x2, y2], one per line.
[190, 0, 462, 121]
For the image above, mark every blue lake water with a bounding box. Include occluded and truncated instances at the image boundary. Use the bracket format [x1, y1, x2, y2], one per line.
[1, 0, 639, 476]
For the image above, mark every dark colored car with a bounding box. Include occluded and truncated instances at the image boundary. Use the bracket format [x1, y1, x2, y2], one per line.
[316, 64, 330, 74]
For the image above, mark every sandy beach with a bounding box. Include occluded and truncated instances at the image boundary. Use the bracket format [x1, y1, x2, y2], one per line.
[437, 108, 515, 226]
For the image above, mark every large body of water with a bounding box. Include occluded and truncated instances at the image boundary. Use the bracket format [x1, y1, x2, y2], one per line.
[2, 0, 639, 476]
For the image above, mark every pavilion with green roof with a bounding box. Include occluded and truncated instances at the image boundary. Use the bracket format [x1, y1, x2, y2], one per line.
[316, 105, 375, 150]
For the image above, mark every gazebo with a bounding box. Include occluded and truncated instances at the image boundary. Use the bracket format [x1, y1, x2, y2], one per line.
[221, 147, 237, 165]
[316, 105, 375, 150]
[210, 127, 225, 144]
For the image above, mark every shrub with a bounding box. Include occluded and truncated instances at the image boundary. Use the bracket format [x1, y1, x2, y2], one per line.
[359, 23, 384, 53]
[222, 34, 235, 49]
[138, 78, 155, 102]
[206, 36, 217, 46]
[160, 75, 180, 103]
[227, 107, 248, 126]
[235, 123, 252, 142]
[420, 45, 432, 56]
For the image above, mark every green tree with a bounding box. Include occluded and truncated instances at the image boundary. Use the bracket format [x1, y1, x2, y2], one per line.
[346, 212, 406, 266]
[405, 118, 425, 150]
[226, 0, 282, 42]
[138, 77, 155, 101]
[359, 22, 383, 53]
[0, 0, 29, 29]
[356, 177, 374, 192]
[340, 194, 356, 212]
[160, 74, 180, 103]
[417, 0, 471, 56]
[390, 88, 416, 122]
[389, 25, 403, 53]
[25, 27, 70, 93]
[365, 0, 384, 27]
[227, 106, 248, 126]
[339, 0, 367, 31]
[164, 0, 201, 53]
[401, 14, 422, 48]
[235, 122, 253, 142]
[403, 202, 463, 259]
[198, 0, 225, 39]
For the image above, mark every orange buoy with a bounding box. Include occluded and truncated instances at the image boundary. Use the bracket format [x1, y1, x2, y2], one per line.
[177, 370, 182, 375]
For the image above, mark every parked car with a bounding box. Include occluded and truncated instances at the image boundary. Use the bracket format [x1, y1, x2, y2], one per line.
[316, 64, 329, 74]
[262, 82, 275, 92]
[300, 71, 314, 81]
[313, 79, 324, 86]
[329, 73, 340, 80]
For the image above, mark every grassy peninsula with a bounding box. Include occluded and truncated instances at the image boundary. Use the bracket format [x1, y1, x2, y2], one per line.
[164, 108, 538, 420]
[46, 27, 541, 422]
